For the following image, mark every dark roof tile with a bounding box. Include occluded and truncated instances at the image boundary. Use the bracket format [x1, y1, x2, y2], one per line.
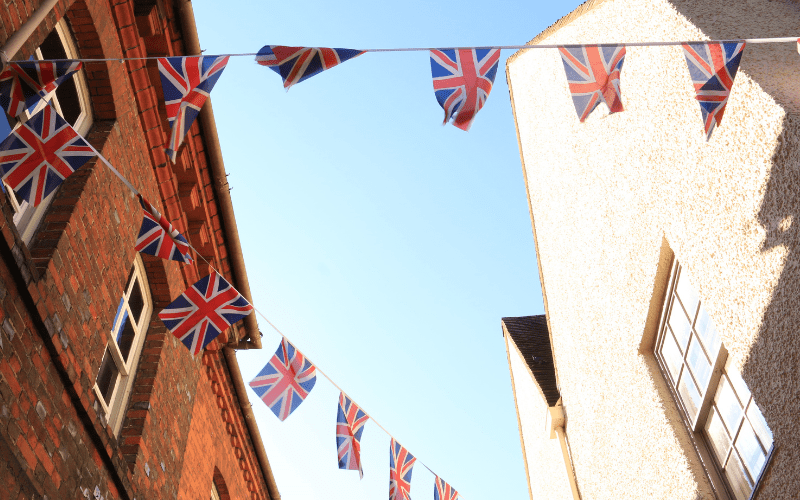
[502, 315, 560, 407]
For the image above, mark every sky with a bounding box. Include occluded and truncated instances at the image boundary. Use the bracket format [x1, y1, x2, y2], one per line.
[192, 1, 584, 499]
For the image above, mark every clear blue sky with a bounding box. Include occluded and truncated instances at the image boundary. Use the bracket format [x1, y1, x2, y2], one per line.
[193, 1, 583, 498]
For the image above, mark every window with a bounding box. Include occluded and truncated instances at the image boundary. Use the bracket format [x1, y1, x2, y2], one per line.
[210, 482, 221, 500]
[1, 19, 93, 243]
[93, 257, 152, 435]
[655, 261, 774, 500]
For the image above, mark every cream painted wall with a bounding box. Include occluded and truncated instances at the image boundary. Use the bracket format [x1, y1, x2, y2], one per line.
[507, 0, 800, 498]
[506, 335, 573, 500]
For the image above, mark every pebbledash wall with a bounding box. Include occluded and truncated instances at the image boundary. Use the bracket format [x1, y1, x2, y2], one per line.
[506, 0, 800, 499]
[0, 1, 278, 499]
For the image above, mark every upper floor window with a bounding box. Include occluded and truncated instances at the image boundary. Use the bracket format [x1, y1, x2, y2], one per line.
[656, 261, 774, 500]
[94, 257, 152, 435]
[1, 18, 93, 243]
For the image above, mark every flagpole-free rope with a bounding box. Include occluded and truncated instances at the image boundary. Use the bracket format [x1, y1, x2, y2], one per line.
[7, 36, 799, 63]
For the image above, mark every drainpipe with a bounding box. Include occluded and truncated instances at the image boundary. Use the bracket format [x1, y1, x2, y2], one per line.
[0, 0, 59, 71]
[547, 399, 581, 500]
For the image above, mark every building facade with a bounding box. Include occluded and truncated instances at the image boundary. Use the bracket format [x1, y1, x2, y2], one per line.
[505, 0, 800, 499]
[0, 0, 278, 499]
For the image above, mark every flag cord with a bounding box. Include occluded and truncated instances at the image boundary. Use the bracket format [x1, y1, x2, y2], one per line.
[5, 36, 798, 63]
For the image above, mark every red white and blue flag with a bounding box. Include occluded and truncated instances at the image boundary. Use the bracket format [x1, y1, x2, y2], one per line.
[558, 45, 626, 122]
[0, 61, 83, 117]
[134, 195, 192, 263]
[158, 270, 253, 355]
[682, 42, 745, 141]
[389, 439, 416, 500]
[0, 105, 94, 207]
[434, 476, 459, 500]
[429, 48, 501, 131]
[337, 392, 368, 478]
[255, 46, 365, 90]
[250, 338, 317, 421]
[157, 56, 229, 162]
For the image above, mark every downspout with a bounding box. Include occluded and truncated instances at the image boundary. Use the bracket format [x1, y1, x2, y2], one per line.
[175, 0, 260, 350]
[0, 0, 59, 70]
[548, 401, 581, 500]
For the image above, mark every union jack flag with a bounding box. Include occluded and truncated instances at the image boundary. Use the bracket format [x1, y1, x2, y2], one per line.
[157, 56, 229, 162]
[134, 195, 192, 263]
[429, 48, 501, 131]
[434, 476, 459, 500]
[682, 42, 745, 141]
[0, 105, 94, 207]
[158, 270, 253, 355]
[249, 338, 317, 421]
[558, 45, 626, 122]
[337, 392, 368, 478]
[255, 46, 365, 90]
[389, 439, 416, 500]
[0, 60, 83, 117]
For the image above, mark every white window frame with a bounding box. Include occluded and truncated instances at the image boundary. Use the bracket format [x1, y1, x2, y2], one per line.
[654, 260, 775, 500]
[211, 482, 222, 500]
[3, 18, 94, 244]
[93, 256, 152, 435]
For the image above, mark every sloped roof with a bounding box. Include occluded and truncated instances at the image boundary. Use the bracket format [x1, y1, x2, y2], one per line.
[502, 315, 560, 407]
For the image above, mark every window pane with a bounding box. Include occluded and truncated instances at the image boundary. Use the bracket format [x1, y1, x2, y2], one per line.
[676, 269, 700, 323]
[704, 407, 732, 465]
[686, 335, 712, 391]
[678, 369, 702, 421]
[694, 304, 721, 358]
[116, 313, 136, 363]
[660, 331, 684, 383]
[725, 451, 754, 500]
[715, 376, 744, 436]
[725, 361, 752, 405]
[668, 304, 692, 351]
[128, 277, 145, 325]
[96, 348, 119, 405]
[735, 422, 767, 480]
[747, 400, 774, 451]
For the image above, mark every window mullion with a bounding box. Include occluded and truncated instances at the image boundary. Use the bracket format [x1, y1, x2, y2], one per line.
[692, 345, 728, 432]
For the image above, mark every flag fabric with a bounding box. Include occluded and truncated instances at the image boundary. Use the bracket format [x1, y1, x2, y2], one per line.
[558, 45, 626, 122]
[389, 439, 416, 500]
[0, 61, 83, 117]
[682, 42, 745, 141]
[0, 104, 94, 207]
[158, 270, 253, 355]
[255, 45, 365, 90]
[157, 55, 229, 162]
[429, 48, 501, 131]
[434, 477, 459, 500]
[134, 195, 192, 263]
[337, 392, 369, 478]
[249, 338, 317, 421]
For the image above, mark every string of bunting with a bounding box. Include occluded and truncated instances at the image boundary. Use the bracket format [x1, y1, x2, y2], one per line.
[1, 34, 799, 500]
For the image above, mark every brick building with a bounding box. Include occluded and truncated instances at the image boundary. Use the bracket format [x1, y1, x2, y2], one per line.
[0, 0, 279, 499]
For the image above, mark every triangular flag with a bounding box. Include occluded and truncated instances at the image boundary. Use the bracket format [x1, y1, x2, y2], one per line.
[249, 338, 317, 421]
[0, 61, 83, 117]
[682, 42, 745, 141]
[389, 439, 416, 500]
[337, 392, 368, 478]
[157, 56, 229, 162]
[255, 46, 365, 90]
[134, 195, 193, 263]
[434, 476, 460, 500]
[429, 48, 501, 131]
[558, 45, 626, 122]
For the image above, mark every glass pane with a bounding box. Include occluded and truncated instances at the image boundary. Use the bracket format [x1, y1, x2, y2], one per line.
[678, 369, 702, 421]
[704, 407, 732, 464]
[725, 451, 754, 500]
[695, 304, 721, 358]
[715, 376, 744, 435]
[660, 331, 684, 383]
[747, 400, 774, 451]
[668, 303, 692, 351]
[116, 312, 136, 363]
[676, 269, 700, 323]
[735, 422, 767, 479]
[96, 348, 119, 405]
[686, 335, 712, 391]
[128, 277, 145, 325]
[725, 361, 752, 405]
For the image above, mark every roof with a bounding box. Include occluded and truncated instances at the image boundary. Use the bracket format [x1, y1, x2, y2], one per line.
[502, 315, 561, 407]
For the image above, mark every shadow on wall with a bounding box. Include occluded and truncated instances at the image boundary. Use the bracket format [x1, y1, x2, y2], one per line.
[668, 0, 800, 494]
